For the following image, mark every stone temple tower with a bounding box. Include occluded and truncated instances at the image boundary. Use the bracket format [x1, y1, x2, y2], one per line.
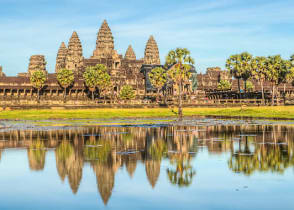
[92, 20, 115, 59]
[55, 42, 68, 73]
[28, 55, 47, 76]
[65, 31, 83, 74]
[124, 45, 136, 60]
[144, 35, 160, 65]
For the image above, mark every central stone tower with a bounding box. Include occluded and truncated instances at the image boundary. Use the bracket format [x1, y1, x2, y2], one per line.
[65, 31, 83, 74]
[92, 20, 115, 59]
[144, 35, 160, 65]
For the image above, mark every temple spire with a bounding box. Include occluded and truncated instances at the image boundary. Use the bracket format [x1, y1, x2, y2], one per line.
[144, 35, 160, 65]
[65, 31, 83, 74]
[92, 20, 114, 59]
[124, 45, 136, 60]
[55, 42, 68, 73]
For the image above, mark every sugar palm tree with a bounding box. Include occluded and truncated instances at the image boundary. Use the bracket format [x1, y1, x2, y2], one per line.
[57, 68, 75, 102]
[226, 54, 242, 94]
[165, 48, 195, 121]
[264, 55, 293, 105]
[226, 52, 253, 94]
[251, 56, 267, 104]
[30, 70, 47, 103]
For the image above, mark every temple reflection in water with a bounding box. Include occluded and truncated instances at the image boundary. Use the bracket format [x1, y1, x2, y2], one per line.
[0, 124, 294, 205]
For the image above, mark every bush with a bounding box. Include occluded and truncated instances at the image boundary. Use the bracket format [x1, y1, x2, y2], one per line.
[217, 80, 232, 90]
[120, 85, 135, 100]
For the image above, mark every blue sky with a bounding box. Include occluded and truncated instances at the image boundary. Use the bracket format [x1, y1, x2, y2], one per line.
[1, 0, 294, 76]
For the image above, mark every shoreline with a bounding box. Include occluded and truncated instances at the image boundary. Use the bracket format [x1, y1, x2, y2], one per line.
[0, 106, 293, 121]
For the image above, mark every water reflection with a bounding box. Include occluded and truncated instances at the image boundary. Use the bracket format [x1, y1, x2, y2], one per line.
[0, 124, 294, 205]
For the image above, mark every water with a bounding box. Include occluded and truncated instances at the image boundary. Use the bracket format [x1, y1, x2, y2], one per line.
[0, 122, 293, 209]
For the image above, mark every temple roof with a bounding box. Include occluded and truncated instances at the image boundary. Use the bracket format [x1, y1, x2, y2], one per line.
[144, 35, 160, 65]
[124, 45, 136, 60]
[92, 20, 114, 59]
[68, 31, 82, 55]
[55, 42, 68, 73]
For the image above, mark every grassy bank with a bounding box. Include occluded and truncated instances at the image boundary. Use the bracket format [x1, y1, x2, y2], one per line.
[0, 106, 294, 120]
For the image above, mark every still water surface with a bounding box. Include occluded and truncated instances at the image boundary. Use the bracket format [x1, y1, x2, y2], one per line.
[0, 122, 293, 209]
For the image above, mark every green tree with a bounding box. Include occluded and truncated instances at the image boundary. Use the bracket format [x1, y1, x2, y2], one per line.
[83, 64, 112, 101]
[57, 68, 75, 102]
[217, 80, 232, 91]
[165, 48, 195, 121]
[226, 52, 253, 93]
[167, 155, 196, 187]
[30, 70, 47, 103]
[95, 64, 112, 100]
[264, 55, 293, 105]
[120, 85, 135, 100]
[251, 56, 268, 104]
[148, 67, 167, 102]
[290, 54, 294, 65]
[83, 67, 100, 100]
[246, 81, 254, 92]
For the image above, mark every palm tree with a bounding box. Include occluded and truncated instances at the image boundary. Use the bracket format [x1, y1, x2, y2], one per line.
[56, 68, 75, 102]
[264, 55, 293, 105]
[148, 67, 167, 102]
[226, 54, 242, 94]
[226, 52, 253, 94]
[240, 52, 253, 92]
[251, 56, 267, 104]
[30, 70, 47, 103]
[165, 48, 195, 121]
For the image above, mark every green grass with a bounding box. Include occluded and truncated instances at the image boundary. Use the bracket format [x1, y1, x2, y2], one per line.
[0, 106, 294, 120]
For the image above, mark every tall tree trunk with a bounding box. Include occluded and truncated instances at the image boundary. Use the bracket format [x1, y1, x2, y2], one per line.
[271, 84, 275, 106]
[37, 89, 40, 104]
[63, 87, 66, 103]
[237, 78, 241, 98]
[157, 89, 160, 103]
[178, 81, 183, 121]
[92, 91, 94, 101]
[244, 79, 247, 93]
[283, 83, 286, 105]
[260, 81, 265, 105]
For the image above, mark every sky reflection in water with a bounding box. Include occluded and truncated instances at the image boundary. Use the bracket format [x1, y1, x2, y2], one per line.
[0, 123, 293, 210]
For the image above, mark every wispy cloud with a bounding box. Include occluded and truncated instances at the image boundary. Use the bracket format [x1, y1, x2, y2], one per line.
[0, 0, 294, 75]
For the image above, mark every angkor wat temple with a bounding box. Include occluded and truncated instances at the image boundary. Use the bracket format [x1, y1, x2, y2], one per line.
[0, 19, 294, 107]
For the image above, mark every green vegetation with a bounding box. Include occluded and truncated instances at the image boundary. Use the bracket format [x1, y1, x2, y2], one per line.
[95, 64, 112, 100]
[166, 48, 195, 121]
[1, 107, 294, 120]
[83, 64, 111, 100]
[57, 68, 75, 102]
[217, 80, 232, 91]
[148, 67, 167, 101]
[251, 56, 267, 104]
[265, 55, 293, 105]
[245, 81, 254, 92]
[30, 70, 47, 103]
[120, 85, 135, 100]
[226, 52, 294, 105]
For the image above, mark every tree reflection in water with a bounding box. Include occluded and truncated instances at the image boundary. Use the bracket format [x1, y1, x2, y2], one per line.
[0, 124, 293, 205]
[28, 139, 46, 171]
